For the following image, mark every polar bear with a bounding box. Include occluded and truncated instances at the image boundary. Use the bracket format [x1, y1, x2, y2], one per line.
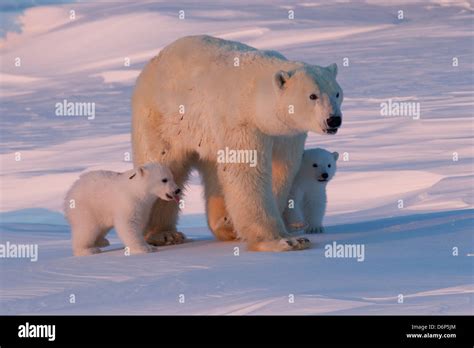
[132, 35, 343, 252]
[64, 163, 181, 256]
[283, 148, 339, 234]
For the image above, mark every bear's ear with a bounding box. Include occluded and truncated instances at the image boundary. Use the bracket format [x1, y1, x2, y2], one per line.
[326, 63, 338, 78]
[333, 152, 339, 161]
[273, 70, 290, 90]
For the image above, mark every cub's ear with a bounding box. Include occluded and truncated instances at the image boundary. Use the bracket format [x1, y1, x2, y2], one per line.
[273, 70, 290, 90]
[333, 152, 339, 161]
[129, 166, 146, 179]
[326, 63, 338, 78]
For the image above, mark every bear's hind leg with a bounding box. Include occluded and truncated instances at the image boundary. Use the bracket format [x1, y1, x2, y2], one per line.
[196, 160, 237, 241]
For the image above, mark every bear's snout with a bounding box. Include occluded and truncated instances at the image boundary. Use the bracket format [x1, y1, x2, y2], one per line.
[327, 116, 342, 128]
[322, 173, 329, 179]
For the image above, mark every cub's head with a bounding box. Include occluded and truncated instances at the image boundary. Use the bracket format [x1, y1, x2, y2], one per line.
[129, 163, 181, 202]
[274, 64, 343, 135]
[300, 148, 338, 183]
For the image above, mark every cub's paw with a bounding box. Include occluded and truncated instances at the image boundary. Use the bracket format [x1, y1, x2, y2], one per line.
[145, 230, 187, 246]
[306, 226, 325, 234]
[73, 247, 101, 256]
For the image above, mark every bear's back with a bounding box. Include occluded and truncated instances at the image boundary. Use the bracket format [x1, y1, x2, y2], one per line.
[157, 35, 294, 70]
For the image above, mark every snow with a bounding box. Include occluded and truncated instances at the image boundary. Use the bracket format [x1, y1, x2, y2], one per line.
[0, 0, 473, 315]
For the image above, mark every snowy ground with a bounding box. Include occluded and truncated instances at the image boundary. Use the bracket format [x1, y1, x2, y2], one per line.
[0, 0, 473, 315]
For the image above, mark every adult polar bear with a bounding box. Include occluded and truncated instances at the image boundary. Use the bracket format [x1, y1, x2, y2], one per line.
[132, 35, 343, 251]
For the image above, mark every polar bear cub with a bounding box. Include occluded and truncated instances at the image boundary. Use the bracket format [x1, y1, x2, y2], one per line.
[65, 163, 181, 256]
[284, 148, 338, 234]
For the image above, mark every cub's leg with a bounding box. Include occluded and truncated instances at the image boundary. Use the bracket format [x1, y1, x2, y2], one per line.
[283, 194, 308, 232]
[114, 217, 156, 254]
[71, 222, 103, 256]
[305, 198, 326, 234]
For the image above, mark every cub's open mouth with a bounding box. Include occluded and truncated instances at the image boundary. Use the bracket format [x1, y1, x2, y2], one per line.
[166, 193, 181, 203]
[317, 179, 328, 182]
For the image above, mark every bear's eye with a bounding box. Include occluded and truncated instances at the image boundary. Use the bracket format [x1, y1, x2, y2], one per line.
[312, 163, 318, 167]
[309, 94, 318, 100]
[162, 178, 168, 183]
[328, 164, 331, 168]
[336, 92, 340, 98]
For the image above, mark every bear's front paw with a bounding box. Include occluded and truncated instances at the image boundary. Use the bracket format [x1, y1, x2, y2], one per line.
[281, 237, 311, 251]
[306, 226, 325, 234]
[250, 237, 311, 252]
[146, 230, 187, 246]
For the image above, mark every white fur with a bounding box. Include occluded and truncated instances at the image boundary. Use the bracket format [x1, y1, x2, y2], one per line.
[65, 163, 180, 256]
[132, 35, 343, 251]
[284, 148, 339, 234]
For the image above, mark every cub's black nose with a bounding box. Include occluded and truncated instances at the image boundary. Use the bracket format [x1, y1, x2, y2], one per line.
[174, 188, 181, 195]
[327, 116, 342, 128]
[322, 173, 329, 179]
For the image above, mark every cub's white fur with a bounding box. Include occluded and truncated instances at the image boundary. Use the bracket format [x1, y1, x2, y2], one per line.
[284, 148, 338, 233]
[65, 163, 181, 256]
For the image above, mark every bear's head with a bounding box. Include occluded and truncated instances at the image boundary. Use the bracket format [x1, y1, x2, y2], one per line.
[129, 163, 181, 202]
[300, 148, 338, 183]
[273, 64, 343, 135]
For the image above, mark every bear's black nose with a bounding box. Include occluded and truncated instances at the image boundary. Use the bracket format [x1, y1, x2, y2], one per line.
[322, 173, 329, 179]
[174, 188, 181, 195]
[327, 116, 342, 128]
